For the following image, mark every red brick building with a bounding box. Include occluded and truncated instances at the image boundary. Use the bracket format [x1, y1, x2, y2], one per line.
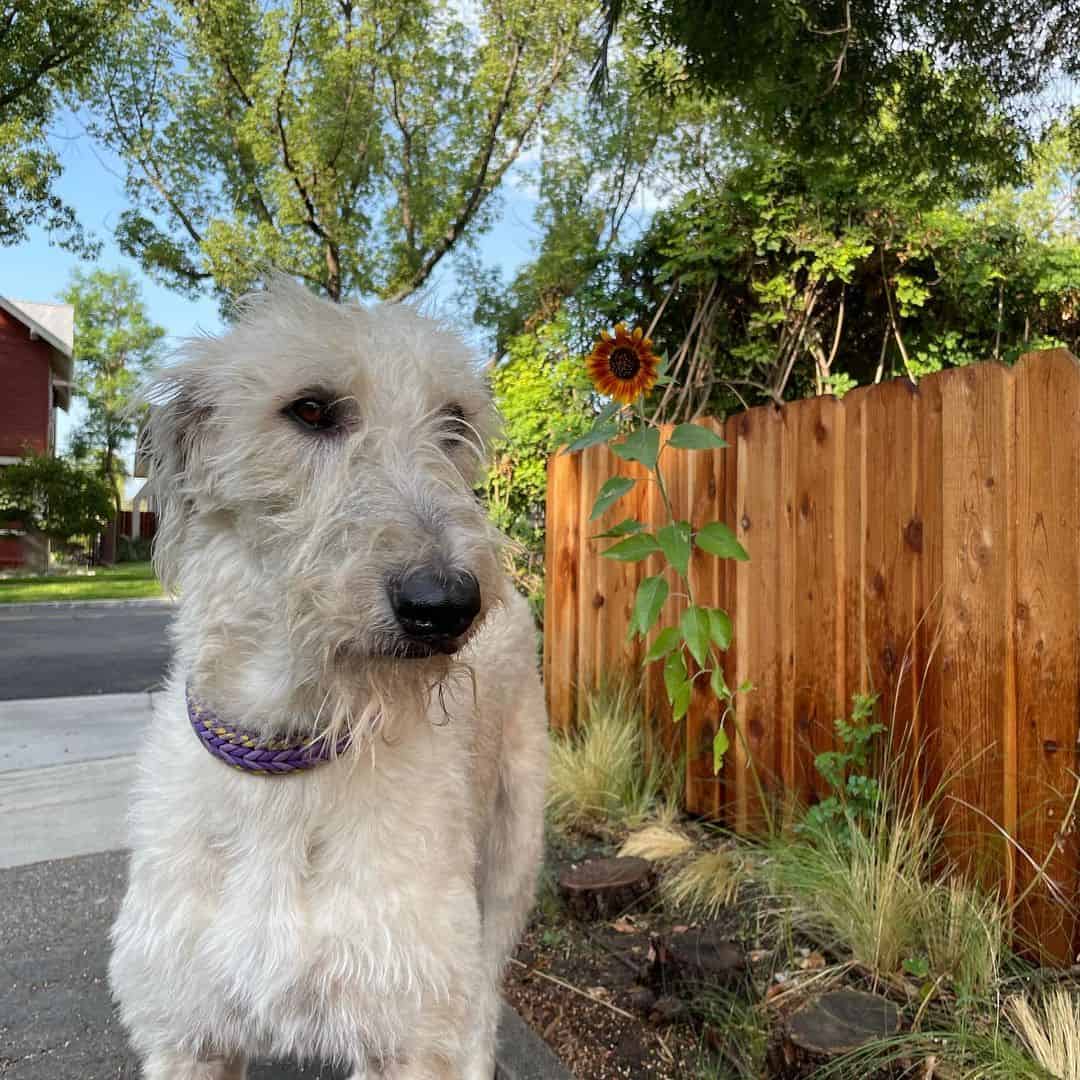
[0, 296, 74, 570]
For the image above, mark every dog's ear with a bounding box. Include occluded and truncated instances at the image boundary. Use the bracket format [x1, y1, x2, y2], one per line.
[138, 370, 213, 591]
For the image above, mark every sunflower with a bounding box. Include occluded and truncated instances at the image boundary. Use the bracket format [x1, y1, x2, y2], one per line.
[586, 323, 659, 405]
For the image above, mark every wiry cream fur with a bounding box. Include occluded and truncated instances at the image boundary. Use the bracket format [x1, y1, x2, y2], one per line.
[109, 281, 548, 1080]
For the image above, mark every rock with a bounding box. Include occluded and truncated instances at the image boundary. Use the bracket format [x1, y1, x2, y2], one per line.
[648, 995, 687, 1026]
[627, 985, 657, 1013]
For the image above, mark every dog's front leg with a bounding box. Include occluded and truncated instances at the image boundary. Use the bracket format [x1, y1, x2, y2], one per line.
[143, 1048, 247, 1080]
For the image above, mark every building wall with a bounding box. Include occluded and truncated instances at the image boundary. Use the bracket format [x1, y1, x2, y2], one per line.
[0, 307, 53, 459]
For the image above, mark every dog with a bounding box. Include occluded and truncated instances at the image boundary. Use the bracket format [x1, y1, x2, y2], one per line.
[109, 280, 549, 1080]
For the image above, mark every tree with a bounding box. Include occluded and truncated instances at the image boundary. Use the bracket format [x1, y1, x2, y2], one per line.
[86, 0, 591, 304]
[0, 0, 126, 252]
[61, 269, 165, 519]
[0, 452, 112, 546]
[597, 0, 1079, 192]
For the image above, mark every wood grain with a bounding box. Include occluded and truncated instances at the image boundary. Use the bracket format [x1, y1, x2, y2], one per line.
[1012, 350, 1080, 961]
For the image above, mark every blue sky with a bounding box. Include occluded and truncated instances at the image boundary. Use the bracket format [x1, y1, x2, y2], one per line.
[0, 113, 543, 472]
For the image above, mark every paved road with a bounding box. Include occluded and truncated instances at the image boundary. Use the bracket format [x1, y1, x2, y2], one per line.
[0, 851, 564, 1080]
[0, 602, 172, 700]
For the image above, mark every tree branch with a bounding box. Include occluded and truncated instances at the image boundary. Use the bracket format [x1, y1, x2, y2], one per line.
[387, 31, 573, 301]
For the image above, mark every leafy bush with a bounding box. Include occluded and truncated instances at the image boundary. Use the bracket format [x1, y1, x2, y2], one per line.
[0, 453, 112, 545]
[486, 315, 593, 605]
[117, 535, 153, 563]
[797, 692, 884, 843]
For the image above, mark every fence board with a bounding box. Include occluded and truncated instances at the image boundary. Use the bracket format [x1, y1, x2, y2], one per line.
[1013, 350, 1080, 961]
[861, 379, 924, 767]
[733, 407, 790, 831]
[544, 451, 580, 731]
[685, 418, 729, 817]
[544, 350, 1080, 962]
[791, 397, 846, 806]
[937, 364, 1016, 890]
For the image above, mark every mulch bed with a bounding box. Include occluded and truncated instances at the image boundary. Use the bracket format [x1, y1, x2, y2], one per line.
[501, 829, 922, 1079]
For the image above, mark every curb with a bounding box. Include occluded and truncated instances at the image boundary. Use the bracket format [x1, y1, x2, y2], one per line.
[496, 1000, 573, 1080]
[0, 596, 174, 613]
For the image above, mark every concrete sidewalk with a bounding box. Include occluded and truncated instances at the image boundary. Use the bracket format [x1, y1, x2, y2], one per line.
[0, 693, 153, 869]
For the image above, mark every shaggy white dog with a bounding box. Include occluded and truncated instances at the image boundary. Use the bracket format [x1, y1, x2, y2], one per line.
[109, 281, 548, 1080]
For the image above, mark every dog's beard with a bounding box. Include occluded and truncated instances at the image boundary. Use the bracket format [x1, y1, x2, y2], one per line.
[309, 649, 475, 755]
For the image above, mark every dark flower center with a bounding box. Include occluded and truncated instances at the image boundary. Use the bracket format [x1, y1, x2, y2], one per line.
[609, 346, 641, 381]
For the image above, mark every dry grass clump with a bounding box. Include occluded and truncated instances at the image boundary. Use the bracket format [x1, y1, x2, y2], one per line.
[619, 823, 695, 862]
[546, 681, 681, 832]
[663, 849, 745, 918]
[769, 795, 1007, 993]
[1007, 989, 1080, 1080]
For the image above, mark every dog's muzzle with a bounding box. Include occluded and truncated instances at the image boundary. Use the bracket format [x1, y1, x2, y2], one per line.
[389, 567, 481, 657]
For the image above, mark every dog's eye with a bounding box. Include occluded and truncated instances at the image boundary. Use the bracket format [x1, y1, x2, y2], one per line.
[286, 398, 336, 432]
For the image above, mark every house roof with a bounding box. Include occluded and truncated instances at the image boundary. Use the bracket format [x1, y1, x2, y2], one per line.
[0, 297, 74, 411]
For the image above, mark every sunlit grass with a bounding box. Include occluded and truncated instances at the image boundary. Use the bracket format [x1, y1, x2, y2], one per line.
[0, 562, 163, 603]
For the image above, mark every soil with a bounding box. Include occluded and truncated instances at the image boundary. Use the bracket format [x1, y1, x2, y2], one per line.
[501, 828, 919, 1080]
[501, 831, 759, 1079]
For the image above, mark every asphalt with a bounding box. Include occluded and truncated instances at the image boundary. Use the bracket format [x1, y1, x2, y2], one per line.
[0, 601, 172, 700]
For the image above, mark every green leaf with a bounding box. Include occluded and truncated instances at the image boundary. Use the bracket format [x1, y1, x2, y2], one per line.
[596, 399, 623, 423]
[644, 626, 682, 664]
[656, 520, 692, 579]
[630, 575, 669, 639]
[663, 649, 687, 703]
[592, 518, 644, 539]
[680, 605, 711, 668]
[602, 532, 660, 562]
[737, 679, 755, 695]
[590, 476, 636, 521]
[671, 680, 692, 722]
[707, 608, 733, 650]
[667, 423, 729, 451]
[611, 426, 660, 470]
[710, 665, 730, 701]
[696, 522, 749, 561]
[713, 728, 730, 774]
[564, 423, 618, 454]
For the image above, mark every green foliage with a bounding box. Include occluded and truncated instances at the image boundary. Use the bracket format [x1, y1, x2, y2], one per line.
[604, 0, 1076, 195]
[0, 0, 126, 252]
[487, 316, 593, 603]
[481, 18, 1078, 419]
[0, 453, 112, 544]
[62, 269, 165, 514]
[85, 0, 591, 303]
[798, 692, 885, 842]
[576, 386, 746, 768]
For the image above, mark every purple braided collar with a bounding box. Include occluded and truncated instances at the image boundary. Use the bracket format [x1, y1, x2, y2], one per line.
[187, 687, 350, 775]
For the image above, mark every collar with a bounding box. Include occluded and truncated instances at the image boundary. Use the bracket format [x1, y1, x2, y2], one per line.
[186, 686, 350, 775]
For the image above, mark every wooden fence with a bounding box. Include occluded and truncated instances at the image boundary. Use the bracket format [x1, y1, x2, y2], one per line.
[544, 348, 1080, 963]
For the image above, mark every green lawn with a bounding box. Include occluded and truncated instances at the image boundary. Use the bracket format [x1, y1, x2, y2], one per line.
[0, 562, 165, 604]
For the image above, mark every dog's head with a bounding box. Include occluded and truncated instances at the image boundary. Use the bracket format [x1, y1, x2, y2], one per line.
[143, 279, 503, 729]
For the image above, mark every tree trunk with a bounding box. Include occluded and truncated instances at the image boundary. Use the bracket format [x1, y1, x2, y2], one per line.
[772, 989, 901, 1078]
[558, 857, 653, 921]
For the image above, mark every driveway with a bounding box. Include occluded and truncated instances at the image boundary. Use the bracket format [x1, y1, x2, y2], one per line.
[0, 601, 172, 699]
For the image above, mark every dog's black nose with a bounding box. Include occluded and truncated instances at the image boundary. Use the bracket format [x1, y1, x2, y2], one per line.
[391, 569, 481, 647]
